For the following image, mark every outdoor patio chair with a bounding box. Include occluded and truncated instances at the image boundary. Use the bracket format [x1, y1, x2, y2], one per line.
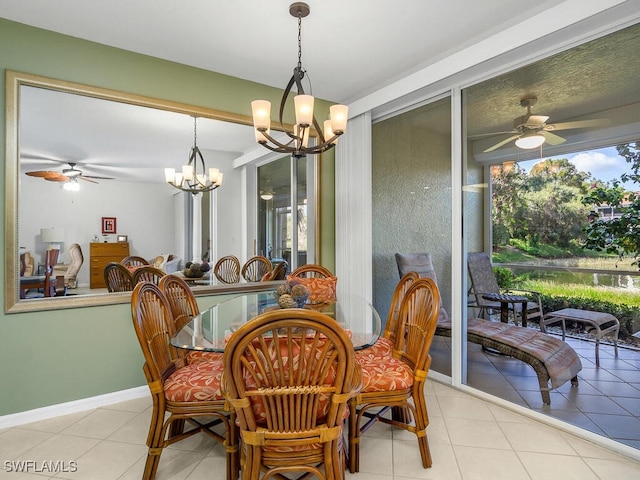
[467, 252, 543, 325]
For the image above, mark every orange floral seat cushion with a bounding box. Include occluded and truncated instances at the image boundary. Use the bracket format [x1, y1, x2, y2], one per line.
[357, 356, 413, 392]
[354, 337, 393, 362]
[164, 359, 225, 402]
[286, 276, 338, 304]
[186, 350, 223, 365]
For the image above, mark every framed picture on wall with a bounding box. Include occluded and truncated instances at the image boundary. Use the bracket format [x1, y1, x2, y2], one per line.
[102, 217, 117, 234]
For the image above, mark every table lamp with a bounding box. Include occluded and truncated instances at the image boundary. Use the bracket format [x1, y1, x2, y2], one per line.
[40, 227, 64, 250]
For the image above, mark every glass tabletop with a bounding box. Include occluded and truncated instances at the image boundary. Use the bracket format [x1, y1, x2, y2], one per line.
[171, 289, 381, 352]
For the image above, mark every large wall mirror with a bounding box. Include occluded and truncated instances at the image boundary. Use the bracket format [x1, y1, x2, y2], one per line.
[5, 71, 314, 313]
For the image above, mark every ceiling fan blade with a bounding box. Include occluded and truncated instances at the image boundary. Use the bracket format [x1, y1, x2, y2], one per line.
[79, 177, 99, 184]
[25, 170, 56, 177]
[542, 131, 566, 145]
[83, 175, 115, 180]
[483, 134, 521, 152]
[546, 118, 611, 131]
[524, 115, 549, 126]
[468, 130, 517, 139]
[44, 174, 70, 182]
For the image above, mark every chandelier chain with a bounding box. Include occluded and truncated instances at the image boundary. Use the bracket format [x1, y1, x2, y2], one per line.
[297, 15, 302, 72]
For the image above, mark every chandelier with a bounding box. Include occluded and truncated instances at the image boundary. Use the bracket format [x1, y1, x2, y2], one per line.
[164, 116, 224, 195]
[251, 2, 348, 157]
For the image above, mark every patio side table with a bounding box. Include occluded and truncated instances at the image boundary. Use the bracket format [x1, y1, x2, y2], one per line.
[540, 308, 619, 367]
[481, 293, 530, 327]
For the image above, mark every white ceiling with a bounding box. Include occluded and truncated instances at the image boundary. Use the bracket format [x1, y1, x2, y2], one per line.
[0, 0, 563, 104]
[4, 0, 639, 183]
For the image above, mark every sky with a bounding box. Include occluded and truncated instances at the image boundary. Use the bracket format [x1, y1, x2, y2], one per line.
[518, 146, 637, 190]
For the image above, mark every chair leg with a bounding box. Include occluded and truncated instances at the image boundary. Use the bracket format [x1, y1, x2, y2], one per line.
[348, 400, 360, 473]
[412, 392, 432, 468]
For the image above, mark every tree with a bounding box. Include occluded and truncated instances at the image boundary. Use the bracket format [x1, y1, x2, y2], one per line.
[582, 142, 640, 267]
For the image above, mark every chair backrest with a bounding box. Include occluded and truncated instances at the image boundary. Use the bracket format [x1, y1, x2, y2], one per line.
[66, 243, 84, 275]
[241, 255, 272, 282]
[394, 277, 441, 372]
[121, 255, 149, 267]
[20, 252, 35, 276]
[44, 249, 59, 271]
[133, 265, 166, 285]
[263, 260, 288, 281]
[223, 308, 359, 444]
[289, 264, 333, 279]
[382, 271, 419, 344]
[467, 252, 501, 307]
[104, 262, 134, 292]
[158, 274, 199, 332]
[395, 253, 439, 280]
[130, 282, 177, 385]
[395, 253, 449, 324]
[214, 255, 241, 284]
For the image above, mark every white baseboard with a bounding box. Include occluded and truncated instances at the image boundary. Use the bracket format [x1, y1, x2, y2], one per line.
[0, 386, 149, 429]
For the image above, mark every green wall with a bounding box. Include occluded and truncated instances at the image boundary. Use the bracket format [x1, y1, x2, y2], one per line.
[0, 19, 335, 416]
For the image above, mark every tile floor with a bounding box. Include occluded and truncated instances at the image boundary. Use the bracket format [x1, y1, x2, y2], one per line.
[2, 378, 640, 479]
[431, 330, 640, 450]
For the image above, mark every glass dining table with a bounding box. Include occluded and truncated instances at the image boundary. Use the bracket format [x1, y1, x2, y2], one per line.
[171, 289, 382, 352]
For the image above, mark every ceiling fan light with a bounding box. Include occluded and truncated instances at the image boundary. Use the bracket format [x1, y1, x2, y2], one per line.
[63, 180, 80, 191]
[515, 132, 545, 149]
[261, 193, 273, 200]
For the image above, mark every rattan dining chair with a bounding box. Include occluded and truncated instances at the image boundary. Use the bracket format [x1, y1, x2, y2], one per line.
[240, 255, 272, 282]
[158, 274, 221, 365]
[289, 264, 333, 278]
[355, 271, 419, 362]
[133, 265, 166, 285]
[131, 282, 238, 480]
[223, 308, 362, 480]
[349, 277, 440, 473]
[120, 255, 149, 267]
[103, 262, 134, 292]
[261, 260, 288, 281]
[214, 255, 241, 284]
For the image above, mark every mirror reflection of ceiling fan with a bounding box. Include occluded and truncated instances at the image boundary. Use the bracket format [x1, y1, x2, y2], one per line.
[25, 162, 114, 190]
[482, 96, 611, 153]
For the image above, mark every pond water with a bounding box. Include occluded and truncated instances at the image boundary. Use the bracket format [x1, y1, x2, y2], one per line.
[507, 257, 640, 291]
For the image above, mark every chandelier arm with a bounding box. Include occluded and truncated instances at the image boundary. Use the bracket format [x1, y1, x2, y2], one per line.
[279, 74, 300, 136]
[257, 129, 298, 151]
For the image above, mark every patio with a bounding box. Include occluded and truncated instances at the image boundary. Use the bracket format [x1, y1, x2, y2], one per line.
[430, 329, 640, 450]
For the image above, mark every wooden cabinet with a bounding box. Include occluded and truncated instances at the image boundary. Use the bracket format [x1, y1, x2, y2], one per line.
[90, 242, 130, 289]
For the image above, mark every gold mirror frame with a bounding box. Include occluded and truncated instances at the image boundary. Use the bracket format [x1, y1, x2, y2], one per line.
[5, 70, 318, 313]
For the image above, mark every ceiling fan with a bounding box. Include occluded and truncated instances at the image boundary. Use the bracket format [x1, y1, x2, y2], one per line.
[481, 96, 610, 153]
[25, 162, 115, 184]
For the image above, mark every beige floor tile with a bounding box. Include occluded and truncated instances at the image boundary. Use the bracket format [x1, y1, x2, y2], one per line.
[487, 403, 536, 424]
[55, 440, 147, 480]
[0, 429, 52, 460]
[517, 451, 599, 480]
[438, 395, 494, 421]
[393, 440, 461, 479]
[182, 453, 228, 480]
[454, 445, 529, 480]
[0, 469, 50, 479]
[20, 433, 100, 465]
[582, 457, 640, 479]
[101, 395, 152, 413]
[356, 436, 394, 476]
[561, 433, 630, 461]
[15, 411, 92, 434]
[445, 417, 512, 450]
[59, 409, 138, 440]
[107, 411, 152, 445]
[499, 421, 577, 456]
